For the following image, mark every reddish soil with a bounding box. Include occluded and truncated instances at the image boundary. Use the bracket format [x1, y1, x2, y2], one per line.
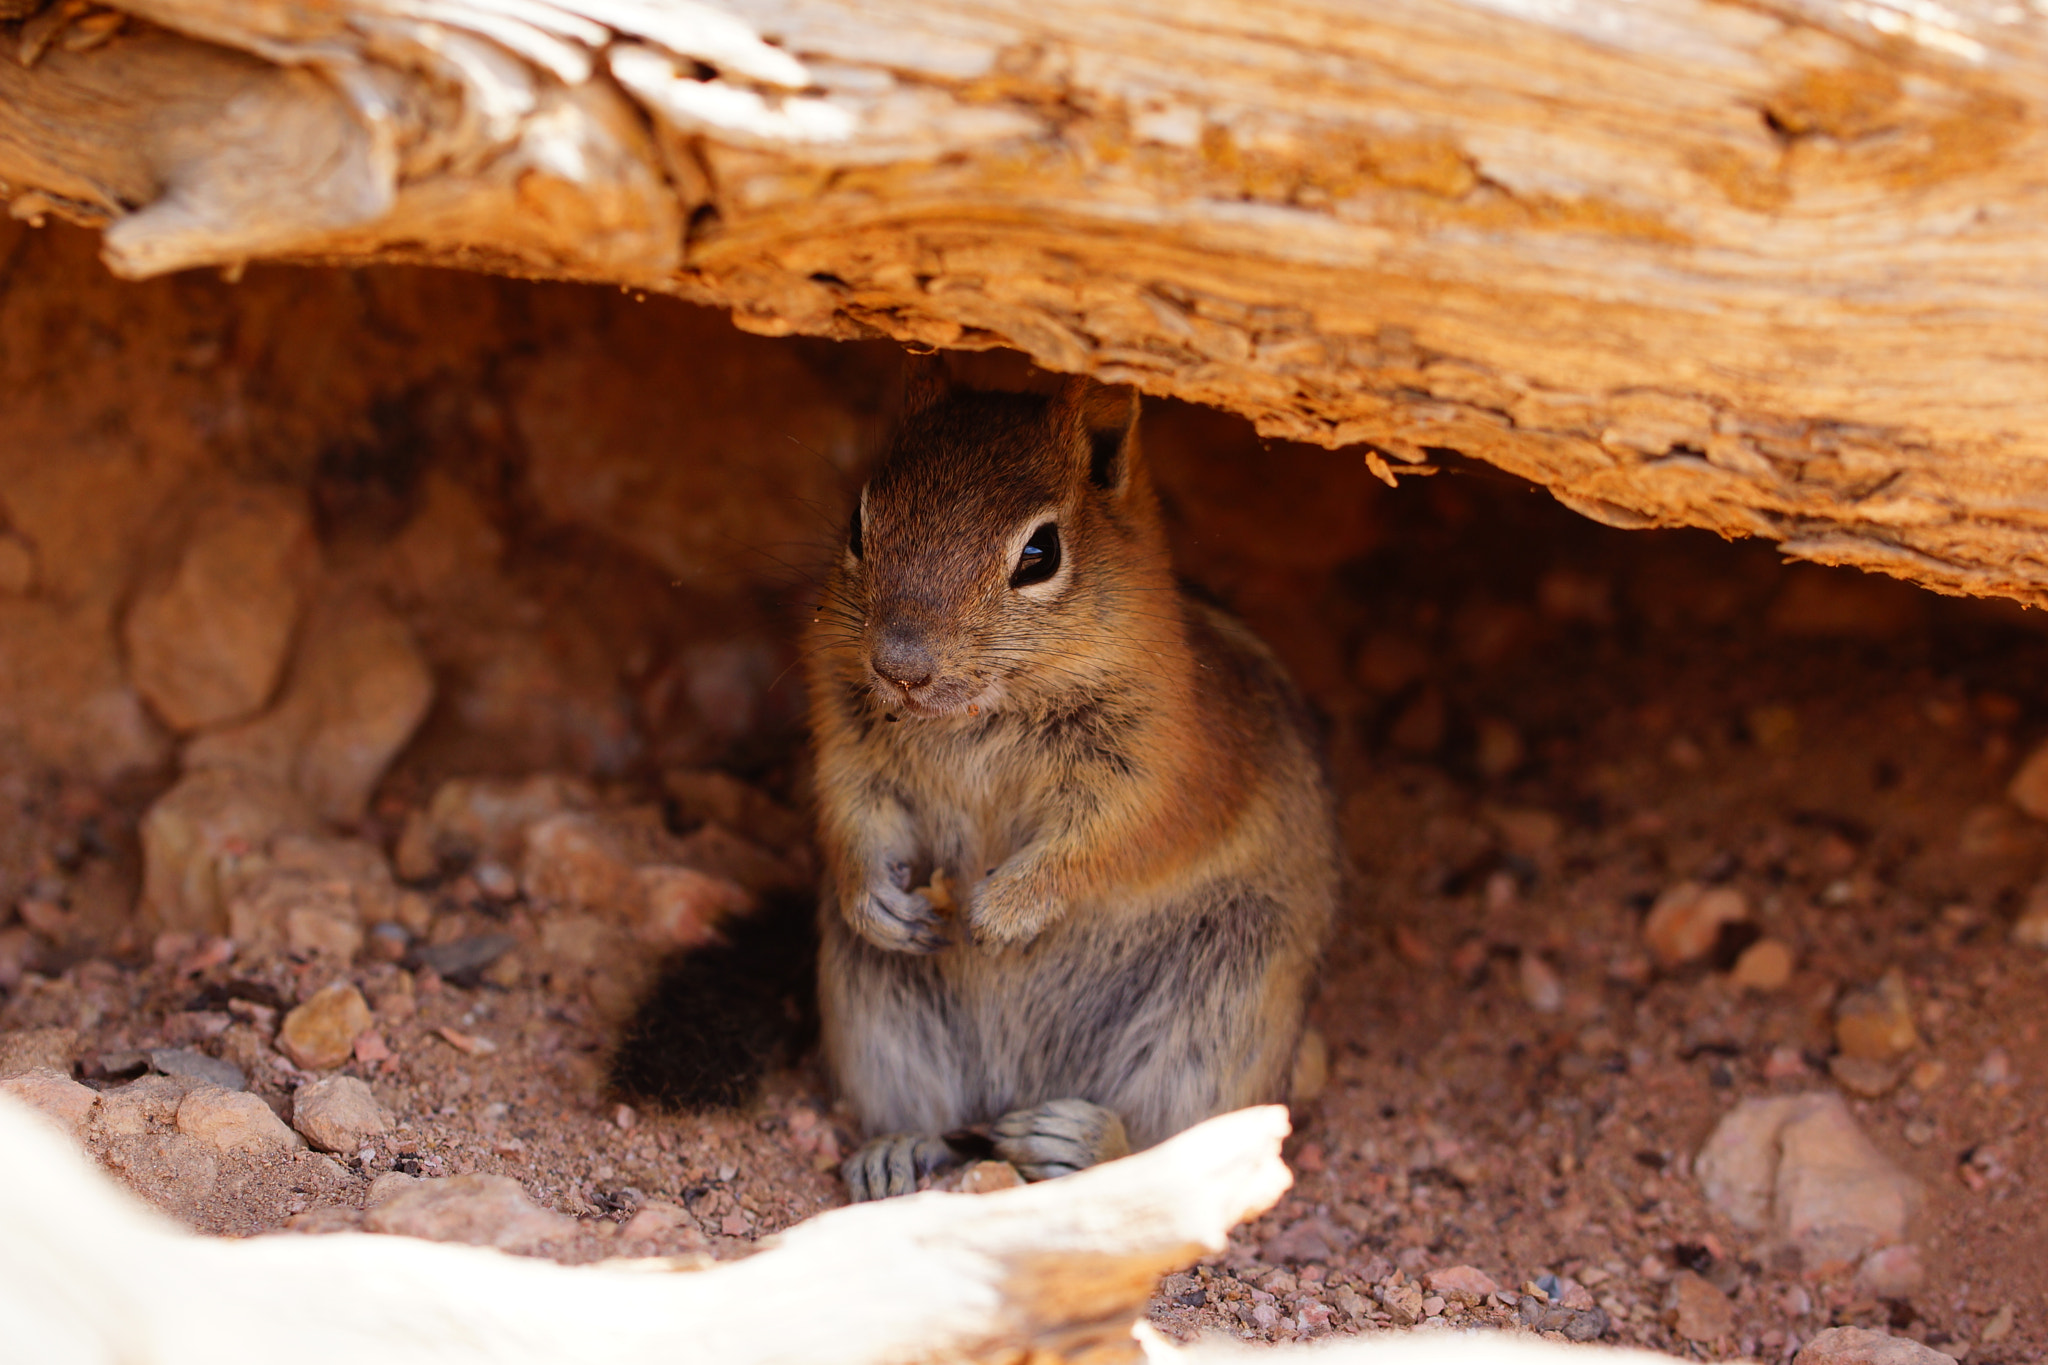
[4, 418, 2044, 1362]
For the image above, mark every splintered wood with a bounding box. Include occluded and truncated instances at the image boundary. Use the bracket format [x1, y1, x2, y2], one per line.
[4, 0, 2048, 603]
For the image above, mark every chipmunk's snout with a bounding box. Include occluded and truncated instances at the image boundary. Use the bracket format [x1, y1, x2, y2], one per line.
[871, 624, 938, 693]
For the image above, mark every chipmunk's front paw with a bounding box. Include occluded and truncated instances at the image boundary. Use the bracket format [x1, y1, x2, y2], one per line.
[966, 866, 1061, 946]
[991, 1098, 1131, 1182]
[842, 1133, 960, 1201]
[847, 865, 951, 955]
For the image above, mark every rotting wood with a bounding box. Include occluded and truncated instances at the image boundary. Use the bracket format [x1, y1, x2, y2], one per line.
[1, 1095, 1688, 1364]
[5, 0, 2048, 602]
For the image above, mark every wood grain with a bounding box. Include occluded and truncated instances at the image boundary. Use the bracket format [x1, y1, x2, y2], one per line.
[5, 0, 2048, 601]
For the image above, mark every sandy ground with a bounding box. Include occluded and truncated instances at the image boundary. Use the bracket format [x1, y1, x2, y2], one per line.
[3, 477, 2044, 1362]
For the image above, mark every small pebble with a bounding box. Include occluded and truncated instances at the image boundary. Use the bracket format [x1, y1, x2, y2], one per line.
[1423, 1265, 1500, 1302]
[1644, 883, 1749, 969]
[148, 1047, 245, 1092]
[1794, 1326, 1958, 1365]
[278, 983, 374, 1071]
[473, 860, 520, 900]
[292, 1075, 393, 1154]
[1829, 1054, 1901, 1098]
[1668, 1270, 1735, 1344]
[410, 934, 516, 980]
[1518, 952, 1563, 1013]
[1853, 1244, 1924, 1298]
[1731, 937, 1794, 991]
[177, 1086, 303, 1153]
[1834, 969, 1920, 1061]
[436, 1026, 498, 1057]
[364, 1174, 574, 1252]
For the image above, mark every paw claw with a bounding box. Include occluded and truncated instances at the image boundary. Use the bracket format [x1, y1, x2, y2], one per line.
[990, 1098, 1129, 1182]
[842, 1133, 960, 1202]
[851, 881, 951, 955]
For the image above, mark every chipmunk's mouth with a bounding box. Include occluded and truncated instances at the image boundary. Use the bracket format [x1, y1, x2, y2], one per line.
[874, 673, 1000, 719]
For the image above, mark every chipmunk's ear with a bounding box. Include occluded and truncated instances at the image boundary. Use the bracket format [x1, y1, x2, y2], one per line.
[1052, 377, 1141, 497]
[900, 351, 952, 419]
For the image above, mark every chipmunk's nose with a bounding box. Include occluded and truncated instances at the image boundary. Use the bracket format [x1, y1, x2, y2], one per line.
[872, 626, 937, 691]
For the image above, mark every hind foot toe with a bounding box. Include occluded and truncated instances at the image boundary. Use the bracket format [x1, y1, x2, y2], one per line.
[842, 1132, 960, 1202]
[991, 1097, 1131, 1182]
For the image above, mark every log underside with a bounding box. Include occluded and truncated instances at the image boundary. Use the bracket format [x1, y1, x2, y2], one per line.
[5, 0, 2048, 602]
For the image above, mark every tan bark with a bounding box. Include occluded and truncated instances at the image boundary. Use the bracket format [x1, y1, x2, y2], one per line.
[4, 0, 2048, 601]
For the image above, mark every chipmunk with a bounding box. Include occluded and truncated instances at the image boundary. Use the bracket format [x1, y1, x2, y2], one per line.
[809, 363, 1339, 1200]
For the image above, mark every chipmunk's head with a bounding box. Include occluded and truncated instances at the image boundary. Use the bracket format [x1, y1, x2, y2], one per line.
[817, 362, 1167, 719]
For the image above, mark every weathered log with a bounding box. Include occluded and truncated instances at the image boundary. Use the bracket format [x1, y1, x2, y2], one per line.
[0, 1094, 1685, 1363]
[4, 0, 2048, 602]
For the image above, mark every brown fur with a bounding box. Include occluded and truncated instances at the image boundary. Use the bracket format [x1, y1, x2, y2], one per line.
[807, 371, 1338, 1185]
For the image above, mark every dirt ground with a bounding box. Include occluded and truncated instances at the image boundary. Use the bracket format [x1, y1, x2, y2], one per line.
[4, 469, 2044, 1362]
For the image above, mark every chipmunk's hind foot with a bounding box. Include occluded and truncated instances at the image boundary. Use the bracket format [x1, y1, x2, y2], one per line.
[991, 1098, 1131, 1182]
[843, 1133, 962, 1202]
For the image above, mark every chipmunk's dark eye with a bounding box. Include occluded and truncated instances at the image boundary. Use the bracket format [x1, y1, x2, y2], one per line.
[1010, 522, 1061, 588]
[848, 501, 864, 560]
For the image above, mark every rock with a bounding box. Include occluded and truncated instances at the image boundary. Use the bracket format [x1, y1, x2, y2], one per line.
[138, 768, 316, 934]
[1423, 1265, 1500, 1302]
[1854, 1244, 1926, 1298]
[520, 810, 660, 916]
[1731, 937, 1795, 990]
[510, 304, 863, 595]
[1354, 632, 1431, 694]
[1829, 1055, 1902, 1099]
[94, 1075, 194, 1137]
[185, 591, 433, 824]
[1979, 1304, 2016, 1345]
[1265, 1216, 1343, 1264]
[0, 1025, 78, 1077]
[292, 1075, 393, 1153]
[221, 833, 400, 964]
[1835, 969, 1920, 1061]
[1644, 882, 1750, 969]
[0, 1066, 97, 1138]
[2008, 738, 2048, 820]
[176, 1086, 303, 1153]
[1378, 1281, 1425, 1326]
[147, 1047, 245, 1092]
[1794, 1326, 1957, 1365]
[1474, 717, 1525, 779]
[363, 1173, 575, 1252]
[1518, 951, 1564, 1012]
[668, 822, 799, 896]
[618, 1198, 712, 1251]
[123, 483, 316, 732]
[0, 926, 34, 989]
[366, 1171, 423, 1206]
[636, 865, 751, 949]
[277, 982, 374, 1071]
[661, 768, 809, 853]
[2010, 883, 2048, 949]
[407, 933, 516, 980]
[1668, 1270, 1736, 1343]
[102, 1133, 220, 1218]
[1517, 1296, 1609, 1341]
[394, 773, 596, 880]
[0, 597, 169, 781]
[956, 1160, 1024, 1194]
[1697, 1092, 1919, 1266]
